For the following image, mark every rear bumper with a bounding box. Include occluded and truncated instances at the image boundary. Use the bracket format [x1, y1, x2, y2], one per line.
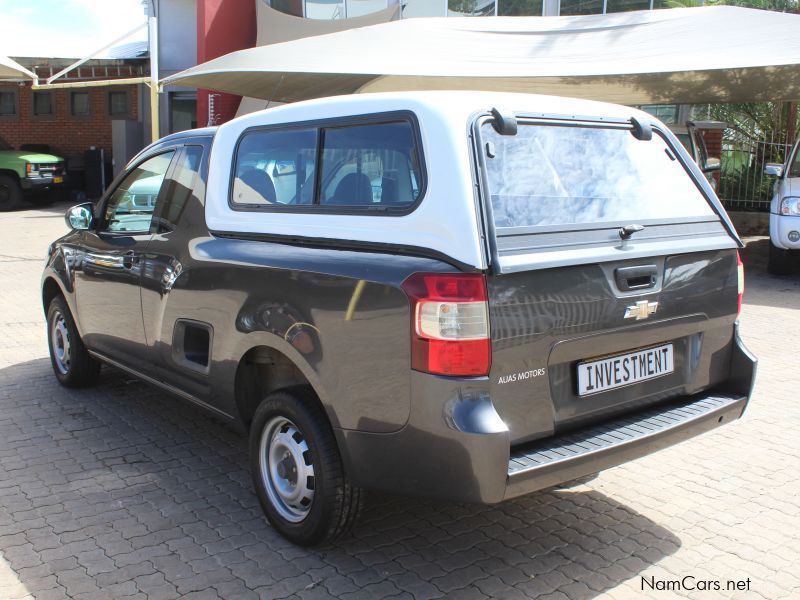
[337, 324, 756, 504]
[505, 393, 745, 499]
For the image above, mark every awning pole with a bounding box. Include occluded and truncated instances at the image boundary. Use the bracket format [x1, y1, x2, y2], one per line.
[148, 12, 160, 143]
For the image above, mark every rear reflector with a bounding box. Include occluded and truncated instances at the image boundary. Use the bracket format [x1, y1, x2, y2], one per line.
[737, 251, 744, 315]
[402, 273, 491, 377]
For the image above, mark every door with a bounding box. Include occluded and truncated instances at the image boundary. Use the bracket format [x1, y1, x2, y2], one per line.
[73, 150, 176, 365]
[139, 145, 211, 397]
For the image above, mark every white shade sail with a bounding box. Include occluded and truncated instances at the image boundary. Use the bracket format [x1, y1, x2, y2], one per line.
[236, 0, 400, 116]
[162, 6, 800, 105]
[0, 55, 35, 80]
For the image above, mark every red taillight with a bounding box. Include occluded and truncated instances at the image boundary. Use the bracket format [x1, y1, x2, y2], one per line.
[401, 273, 491, 377]
[737, 251, 744, 315]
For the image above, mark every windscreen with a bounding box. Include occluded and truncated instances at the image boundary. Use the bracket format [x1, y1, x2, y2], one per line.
[482, 122, 715, 229]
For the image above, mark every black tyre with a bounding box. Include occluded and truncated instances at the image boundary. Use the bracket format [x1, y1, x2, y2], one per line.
[26, 190, 58, 207]
[768, 241, 794, 276]
[46, 296, 101, 387]
[0, 174, 24, 211]
[249, 386, 362, 546]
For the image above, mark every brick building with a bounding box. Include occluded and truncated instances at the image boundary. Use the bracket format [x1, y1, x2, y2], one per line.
[0, 56, 147, 187]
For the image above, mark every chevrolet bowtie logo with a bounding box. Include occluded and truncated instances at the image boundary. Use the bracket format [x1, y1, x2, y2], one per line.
[624, 300, 659, 320]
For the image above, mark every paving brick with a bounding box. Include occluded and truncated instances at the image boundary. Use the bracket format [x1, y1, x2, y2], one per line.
[0, 216, 798, 600]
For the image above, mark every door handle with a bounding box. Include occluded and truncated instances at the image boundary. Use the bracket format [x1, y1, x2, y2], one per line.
[615, 265, 657, 291]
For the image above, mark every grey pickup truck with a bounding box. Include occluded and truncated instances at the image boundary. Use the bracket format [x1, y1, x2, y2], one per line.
[42, 91, 756, 546]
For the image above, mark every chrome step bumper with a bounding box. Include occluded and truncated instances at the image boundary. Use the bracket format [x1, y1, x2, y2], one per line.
[505, 394, 747, 500]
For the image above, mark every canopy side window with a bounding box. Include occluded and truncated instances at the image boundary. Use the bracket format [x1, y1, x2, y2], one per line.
[229, 112, 425, 215]
[318, 121, 422, 208]
[232, 128, 318, 207]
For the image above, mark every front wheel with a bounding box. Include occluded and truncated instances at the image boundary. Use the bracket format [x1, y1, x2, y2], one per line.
[46, 296, 100, 387]
[768, 241, 794, 275]
[0, 174, 24, 211]
[249, 387, 362, 546]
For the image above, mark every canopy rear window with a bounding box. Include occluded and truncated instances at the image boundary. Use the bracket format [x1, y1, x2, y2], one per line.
[482, 122, 715, 229]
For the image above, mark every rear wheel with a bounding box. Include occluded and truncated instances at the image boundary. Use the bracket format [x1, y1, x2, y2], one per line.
[0, 175, 24, 211]
[768, 241, 794, 275]
[249, 387, 362, 546]
[46, 296, 100, 387]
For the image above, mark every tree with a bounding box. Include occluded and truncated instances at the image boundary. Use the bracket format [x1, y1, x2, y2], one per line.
[666, 0, 798, 10]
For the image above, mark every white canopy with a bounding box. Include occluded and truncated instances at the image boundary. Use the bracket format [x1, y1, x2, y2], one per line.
[162, 6, 800, 105]
[0, 55, 35, 80]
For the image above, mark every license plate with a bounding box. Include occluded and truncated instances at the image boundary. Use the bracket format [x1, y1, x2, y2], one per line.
[577, 343, 674, 396]
[53, 176, 63, 184]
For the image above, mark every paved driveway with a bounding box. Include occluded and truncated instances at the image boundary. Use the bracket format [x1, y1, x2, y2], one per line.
[0, 202, 798, 600]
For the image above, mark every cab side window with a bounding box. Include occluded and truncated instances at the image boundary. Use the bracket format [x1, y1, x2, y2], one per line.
[103, 151, 175, 233]
[152, 146, 204, 232]
[232, 128, 318, 206]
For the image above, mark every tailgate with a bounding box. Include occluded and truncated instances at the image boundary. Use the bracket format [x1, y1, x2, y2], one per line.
[487, 250, 740, 443]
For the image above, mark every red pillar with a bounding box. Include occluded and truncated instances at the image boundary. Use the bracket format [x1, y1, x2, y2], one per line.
[196, 0, 257, 127]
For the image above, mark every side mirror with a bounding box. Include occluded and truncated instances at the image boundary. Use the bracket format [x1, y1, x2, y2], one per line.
[65, 203, 94, 230]
[764, 163, 784, 178]
[702, 157, 721, 173]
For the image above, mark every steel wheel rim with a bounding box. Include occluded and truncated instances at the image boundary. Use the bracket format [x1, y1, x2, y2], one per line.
[259, 416, 315, 523]
[50, 310, 71, 375]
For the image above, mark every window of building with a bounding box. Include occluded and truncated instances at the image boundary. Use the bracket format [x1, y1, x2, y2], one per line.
[170, 93, 197, 133]
[497, 0, 543, 16]
[640, 104, 679, 125]
[347, 0, 390, 17]
[270, 0, 303, 15]
[558, 0, 603, 15]
[70, 92, 90, 117]
[0, 89, 17, 117]
[448, 0, 496, 16]
[401, 0, 446, 17]
[108, 91, 130, 117]
[304, 0, 346, 18]
[606, 0, 652, 11]
[33, 91, 53, 117]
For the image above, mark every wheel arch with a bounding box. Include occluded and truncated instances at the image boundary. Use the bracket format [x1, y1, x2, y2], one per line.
[42, 275, 65, 313]
[0, 168, 21, 181]
[233, 342, 336, 433]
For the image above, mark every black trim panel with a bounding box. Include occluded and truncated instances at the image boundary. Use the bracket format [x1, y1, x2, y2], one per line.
[89, 350, 234, 420]
[210, 229, 478, 273]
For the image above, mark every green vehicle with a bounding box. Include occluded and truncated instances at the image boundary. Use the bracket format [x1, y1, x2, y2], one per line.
[0, 134, 66, 211]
